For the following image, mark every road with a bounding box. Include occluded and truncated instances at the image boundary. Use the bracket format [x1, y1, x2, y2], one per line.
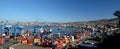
[13, 44, 50, 49]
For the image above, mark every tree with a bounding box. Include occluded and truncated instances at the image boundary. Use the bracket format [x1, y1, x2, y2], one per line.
[98, 33, 120, 49]
[114, 11, 120, 18]
[113, 10, 120, 28]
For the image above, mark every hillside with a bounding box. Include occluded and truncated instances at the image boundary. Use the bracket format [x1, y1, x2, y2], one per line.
[63, 18, 119, 26]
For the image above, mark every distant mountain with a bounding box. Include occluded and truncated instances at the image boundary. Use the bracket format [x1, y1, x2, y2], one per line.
[63, 18, 119, 26]
[87, 18, 119, 24]
[2, 18, 118, 26]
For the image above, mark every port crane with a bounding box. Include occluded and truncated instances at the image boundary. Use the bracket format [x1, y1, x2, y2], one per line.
[13, 22, 23, 38]
[34, 21, 40, 33]
[1, 21, 12, 36]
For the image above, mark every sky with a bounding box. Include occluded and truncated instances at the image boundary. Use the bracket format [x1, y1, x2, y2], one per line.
[0, 0, 120, 23]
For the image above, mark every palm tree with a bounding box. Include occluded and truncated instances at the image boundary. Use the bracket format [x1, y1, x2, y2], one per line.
[114, 10, 120, 28]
